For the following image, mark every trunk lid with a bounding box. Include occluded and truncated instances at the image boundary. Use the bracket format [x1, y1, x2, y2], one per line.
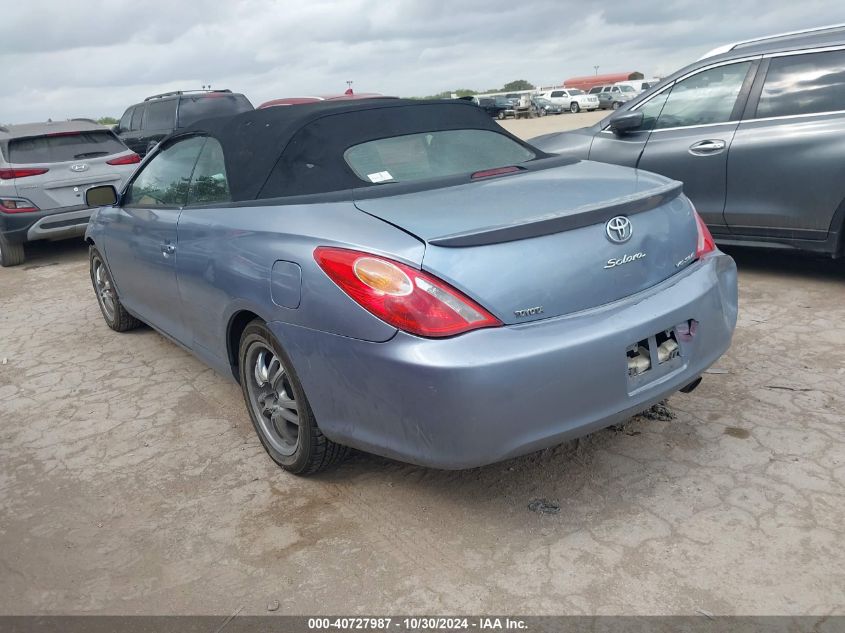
[354, 161, 699, 324]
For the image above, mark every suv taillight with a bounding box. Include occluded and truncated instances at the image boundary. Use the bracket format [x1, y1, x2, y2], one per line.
[0, 168, 49, 180]
[0, 198, 39, 213]
[314, 247, 502, 338]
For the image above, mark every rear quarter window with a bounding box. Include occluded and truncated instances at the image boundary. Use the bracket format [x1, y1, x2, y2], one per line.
[343, 129, 535, 184]
[143, 99, 177, 130]
[8, 131, 128, 164]
[177, 94, 253, 127]
[756, 49, 845, 118]
[130, 105, 145, 131]
[119, 108, 133, 131]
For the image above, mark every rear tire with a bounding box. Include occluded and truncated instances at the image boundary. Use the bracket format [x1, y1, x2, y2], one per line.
[570, 102, 580, 113]
[89, 247, 141, 332]
[612, 101, 622, 110]
[238, 320, 349, 475]
[0, 234, 25, 267]
[497, 111, 505, 120]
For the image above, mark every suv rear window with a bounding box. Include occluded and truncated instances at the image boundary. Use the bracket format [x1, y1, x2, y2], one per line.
[8, 131, 127, 164]
[343, 130, 535, 184]
[177, 94, 253, 127]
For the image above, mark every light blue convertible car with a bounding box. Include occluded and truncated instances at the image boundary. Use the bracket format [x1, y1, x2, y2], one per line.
[84, 99, 737, 474]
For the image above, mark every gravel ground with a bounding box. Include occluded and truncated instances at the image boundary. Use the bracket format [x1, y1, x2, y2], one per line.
[0, 112, 843, 616]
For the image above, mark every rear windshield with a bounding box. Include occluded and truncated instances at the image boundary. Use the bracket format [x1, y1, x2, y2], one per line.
[177, 94, 253, 127]
[8, 131, 127, 164]
[343, 130, 535, 184]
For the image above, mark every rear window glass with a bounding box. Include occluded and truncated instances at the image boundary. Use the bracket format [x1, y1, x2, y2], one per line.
[177, 94, 253, 127]
[343, 130, 535, 184]
[8, 131, 127, 164]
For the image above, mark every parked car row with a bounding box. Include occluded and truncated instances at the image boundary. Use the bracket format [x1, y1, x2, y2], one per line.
[8, 22, 840, 476]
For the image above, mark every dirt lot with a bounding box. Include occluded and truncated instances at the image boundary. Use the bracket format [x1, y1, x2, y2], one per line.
[1, 111, 844, 616]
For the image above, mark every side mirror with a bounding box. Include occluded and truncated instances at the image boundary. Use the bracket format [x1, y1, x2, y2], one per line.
[608, 110, 644, 135]
[86, 185, 118, 207]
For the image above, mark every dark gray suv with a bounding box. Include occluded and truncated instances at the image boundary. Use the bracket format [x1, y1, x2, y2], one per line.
[116, 90, 253, 157]
[533, 24, 845, 257]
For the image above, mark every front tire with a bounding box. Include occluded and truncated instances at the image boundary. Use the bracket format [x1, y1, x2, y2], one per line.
[497, 111, 505, 120]
[239, 320, 348, 474]
[570, 102, 580, 113]
[0, 234, 25, 267]
[89, 247, 141, 332]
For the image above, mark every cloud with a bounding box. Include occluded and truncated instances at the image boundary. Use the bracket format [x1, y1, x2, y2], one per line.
[1, 0, 844, 122]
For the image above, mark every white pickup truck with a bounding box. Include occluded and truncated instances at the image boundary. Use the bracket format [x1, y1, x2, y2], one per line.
[538, 88, 600, 113]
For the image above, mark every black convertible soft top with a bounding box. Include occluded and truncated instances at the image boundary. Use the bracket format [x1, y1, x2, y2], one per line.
[180, 99, 540, 202]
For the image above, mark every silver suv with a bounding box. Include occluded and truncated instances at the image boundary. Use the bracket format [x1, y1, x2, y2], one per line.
[534, 24, 845, 257]
[0, 120, 139, 266]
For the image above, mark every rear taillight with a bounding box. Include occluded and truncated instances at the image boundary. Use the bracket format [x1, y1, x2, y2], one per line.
[0, 168, 49, 180]
[0, 198, 39, 213]
[693, 209, 716, 258]
[107, 153, 141, 166]
[314, 247, 502, 338]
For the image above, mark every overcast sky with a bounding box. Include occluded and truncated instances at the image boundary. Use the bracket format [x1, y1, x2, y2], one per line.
[3, 0, 845, 123]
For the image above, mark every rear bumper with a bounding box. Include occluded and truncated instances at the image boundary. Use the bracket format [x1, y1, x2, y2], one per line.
[270, 252, 738, 469]
[0, 205, 91, 243]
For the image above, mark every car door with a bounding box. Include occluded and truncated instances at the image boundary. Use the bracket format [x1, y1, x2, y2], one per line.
[724, 49, 845, 241]
[173, 137, 237, 360]
[104, 136, 206, 344]
[634, 59, 758, 230]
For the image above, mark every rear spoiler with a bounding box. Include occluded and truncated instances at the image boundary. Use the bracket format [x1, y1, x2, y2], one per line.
[428, 181, 683, 247]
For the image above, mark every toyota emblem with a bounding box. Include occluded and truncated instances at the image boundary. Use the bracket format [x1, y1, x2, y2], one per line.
[606, 216, 633, 243]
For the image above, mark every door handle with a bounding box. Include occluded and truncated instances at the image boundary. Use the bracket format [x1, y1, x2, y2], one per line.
[688, 139, 726, 155]
[161, 243, 176, 257]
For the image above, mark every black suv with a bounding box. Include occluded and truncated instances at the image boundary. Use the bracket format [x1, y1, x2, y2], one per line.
[116, 90, 253, 156]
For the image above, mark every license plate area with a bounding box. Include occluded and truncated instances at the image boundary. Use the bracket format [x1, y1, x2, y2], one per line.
[627, 320, 696, 392]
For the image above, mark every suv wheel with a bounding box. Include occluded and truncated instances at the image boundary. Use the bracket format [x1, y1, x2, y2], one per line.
[612, 101, 622, 110]
[497, 111, 505, 120]
[570, 102, 580, 113]
[0, 234, 25, 267]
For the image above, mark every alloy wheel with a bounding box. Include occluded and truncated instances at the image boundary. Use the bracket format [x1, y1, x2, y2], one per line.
[244, 342, 300, 456]
[92, 256, 116, 321]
